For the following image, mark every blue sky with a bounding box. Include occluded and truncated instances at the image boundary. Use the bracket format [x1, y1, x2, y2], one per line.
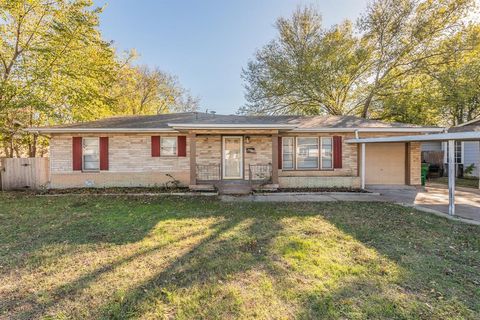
[94, 0, 368, 114]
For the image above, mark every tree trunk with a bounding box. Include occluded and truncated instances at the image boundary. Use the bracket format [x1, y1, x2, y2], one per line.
[2, 144, 9, 158]
[29, 134, 37, 157]
[8, 136, 14, 158]
[14, 144, 20, 158]
[362, 91, 375, 118]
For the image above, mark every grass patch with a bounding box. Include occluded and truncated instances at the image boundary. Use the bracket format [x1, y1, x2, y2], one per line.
[0, 194, 479, 319]
[430, 177, 479, 189]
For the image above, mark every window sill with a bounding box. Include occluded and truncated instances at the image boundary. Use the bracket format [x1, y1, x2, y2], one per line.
[282, 168, 335, 172]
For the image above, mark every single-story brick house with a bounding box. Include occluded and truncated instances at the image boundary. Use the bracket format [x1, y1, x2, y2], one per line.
[28, 112, 443, 190]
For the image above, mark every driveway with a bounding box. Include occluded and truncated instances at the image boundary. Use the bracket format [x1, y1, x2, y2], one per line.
[371, 184, 480, 222]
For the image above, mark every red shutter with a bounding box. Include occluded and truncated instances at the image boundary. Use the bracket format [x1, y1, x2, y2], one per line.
[177, 136, 187, 157]
[72, 137, 82, 171]
[151, 136, 160, 157]
[100, 137, 109, 170]
[333, 136, 342, 169]
[278, 136, 282, 169]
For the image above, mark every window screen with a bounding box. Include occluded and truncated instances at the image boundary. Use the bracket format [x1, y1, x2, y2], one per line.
[296, 137, 319, 169]
[83, 137, 99, 171]
[321, 137, 333, 169]
[161, 137, 177, 156]
[282, 137, 294, 169]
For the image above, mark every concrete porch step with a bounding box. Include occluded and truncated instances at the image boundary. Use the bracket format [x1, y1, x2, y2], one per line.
[217, 183, 252, 195]
[189, 184, 216, 192]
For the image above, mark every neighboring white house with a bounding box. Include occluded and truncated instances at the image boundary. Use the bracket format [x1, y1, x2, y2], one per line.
[421, 118, 480, 177]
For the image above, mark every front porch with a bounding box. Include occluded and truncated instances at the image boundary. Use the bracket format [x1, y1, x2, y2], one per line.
[194, 163, 277, 194]
[186, 131, 279, 194]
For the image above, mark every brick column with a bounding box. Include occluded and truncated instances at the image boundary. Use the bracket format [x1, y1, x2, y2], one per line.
[408, 142, 421, 186]
[189, 133, 196, 185]
[272, 134, 279, 185]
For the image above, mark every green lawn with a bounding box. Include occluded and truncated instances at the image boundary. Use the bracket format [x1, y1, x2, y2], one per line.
[430, 177, 480, 189]
[0, 195, 479, 319]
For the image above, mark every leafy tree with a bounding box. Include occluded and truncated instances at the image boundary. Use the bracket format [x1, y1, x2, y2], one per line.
[374, 74, 443, 125]
[358, 0, 475, 118]
[111, 64, 199, 115]
[0, 1, 200, 157]
[425, 25, 480, 125]
[0, 0, 119, 157]
[378, 24, 480, 126]
[241, 7, 370, 115]
[242, 0, 477, 125]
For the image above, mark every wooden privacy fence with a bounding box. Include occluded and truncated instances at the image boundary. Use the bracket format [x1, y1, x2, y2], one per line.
[0, 158, 49, 190]
[421, 151, 444, 166]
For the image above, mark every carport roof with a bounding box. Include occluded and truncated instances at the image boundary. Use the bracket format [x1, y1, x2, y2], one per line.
[346, 131, 480, 143]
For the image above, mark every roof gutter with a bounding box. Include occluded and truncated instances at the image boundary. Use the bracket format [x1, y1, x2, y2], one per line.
[24, 128, 178, 133]
[290, 127, 444, 133]
[167, 123, 298, 129]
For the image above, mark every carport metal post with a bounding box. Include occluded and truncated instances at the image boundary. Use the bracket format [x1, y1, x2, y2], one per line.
[448, 139, 455, 216]
[361, 143, 366, 189]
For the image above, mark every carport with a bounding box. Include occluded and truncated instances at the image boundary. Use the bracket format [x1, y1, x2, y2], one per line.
[347, 131, 480, 216]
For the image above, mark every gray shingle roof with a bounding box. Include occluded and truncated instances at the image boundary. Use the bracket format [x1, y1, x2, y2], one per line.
[38, 112, 435, 130]
[449, 119, 480, 132]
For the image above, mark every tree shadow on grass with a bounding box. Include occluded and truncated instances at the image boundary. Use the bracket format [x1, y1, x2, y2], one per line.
[4, 214, 237, 319]
[94, 203, 441, 319]
[0, 196, 236, 318]
[96, 201, 477, 319]
[318, 201, 480, 318]
[3, 198, 479, 319]
[97, 211, 289, 319]
[0, 197, 222, 269]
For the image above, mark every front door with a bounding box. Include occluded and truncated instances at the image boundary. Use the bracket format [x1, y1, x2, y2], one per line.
[222, 136, 243, 179]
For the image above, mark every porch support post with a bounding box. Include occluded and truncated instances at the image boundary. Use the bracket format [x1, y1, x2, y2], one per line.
[189, 133, 196, 186]
[361, 143, 366, 189]
[448, 139, 455, 216]
[271, 133, 279, 185]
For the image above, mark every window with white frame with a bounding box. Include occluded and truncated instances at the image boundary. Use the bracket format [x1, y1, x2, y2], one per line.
[455, 141, 462, 164]
[321, 137, 333, 169]
[444, 141, 463, 164]
[282, 137, 294, 169]
[161, 137, 177, 156]
[296, 137, 319, 169]
[83, 137, 99, 171]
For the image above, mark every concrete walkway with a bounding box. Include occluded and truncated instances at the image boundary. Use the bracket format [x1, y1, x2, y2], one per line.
[221, 192, 384, 203]
[220, 185, 480, 225]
